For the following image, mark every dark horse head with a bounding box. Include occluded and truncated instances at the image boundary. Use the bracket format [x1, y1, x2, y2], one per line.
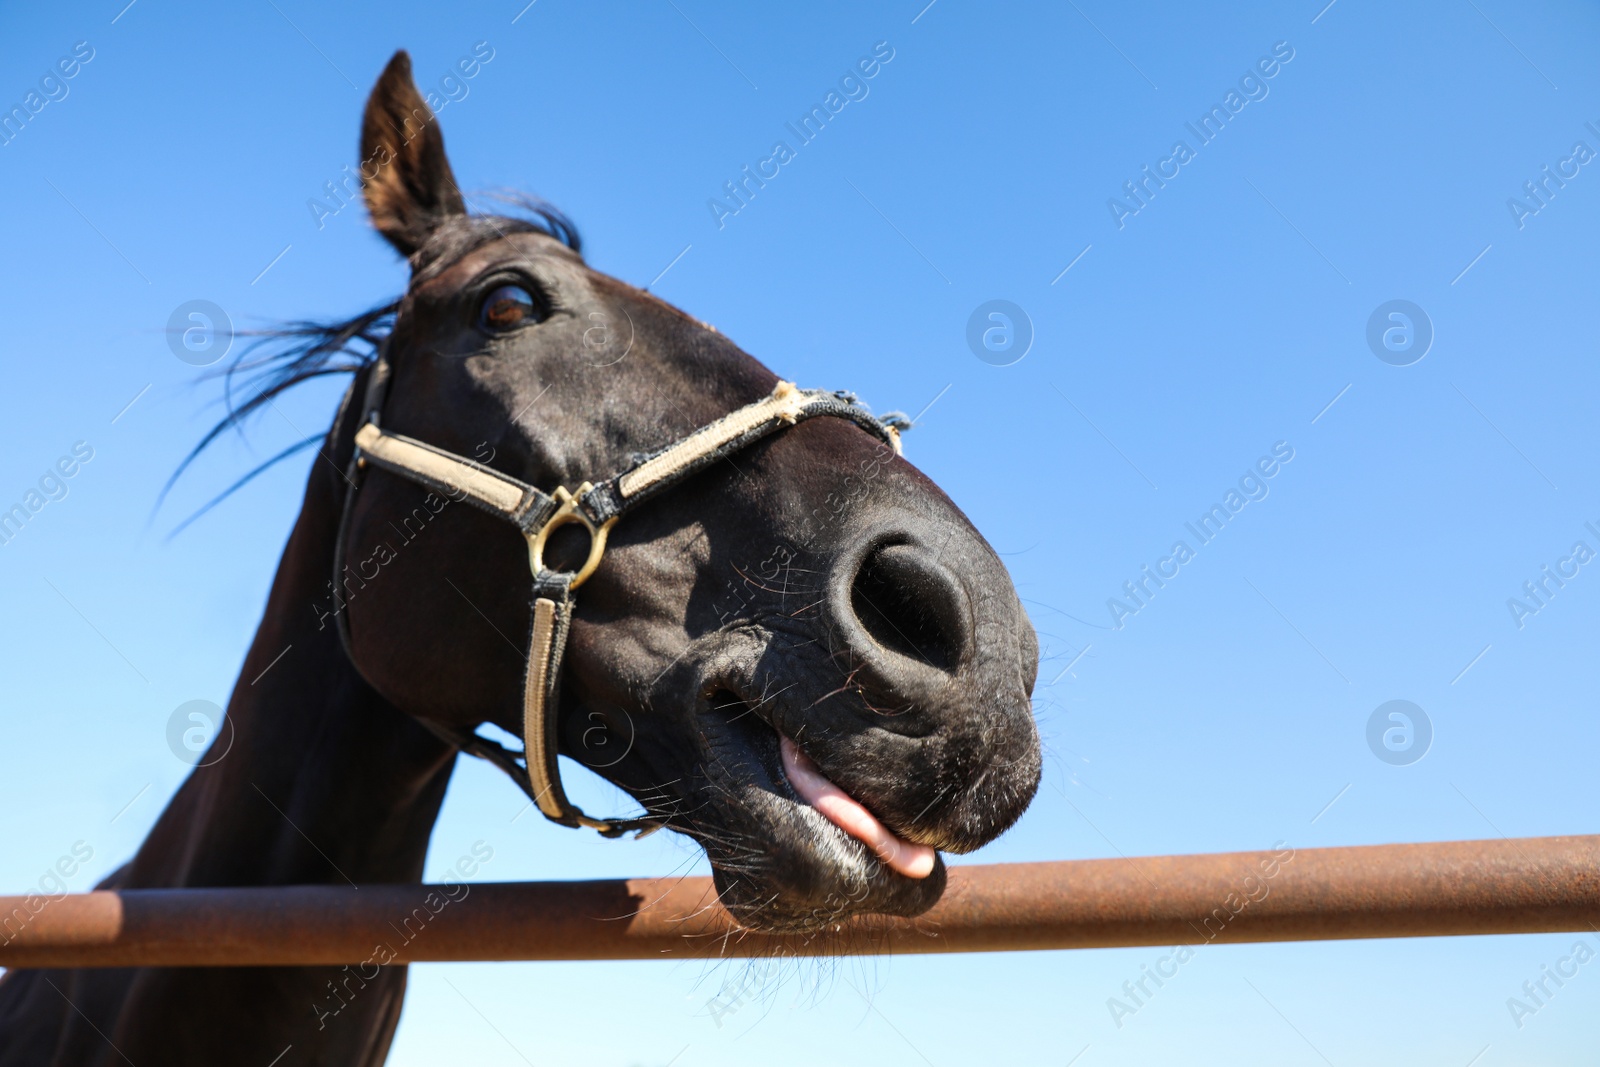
[332, 53, 1041, 932]
[0, 49, 1045, 1067]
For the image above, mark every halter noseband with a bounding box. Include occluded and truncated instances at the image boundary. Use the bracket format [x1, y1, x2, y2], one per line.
[332, 353, 904, 837]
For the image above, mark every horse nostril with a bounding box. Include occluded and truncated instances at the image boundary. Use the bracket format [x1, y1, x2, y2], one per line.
[847, 542, 968, 672]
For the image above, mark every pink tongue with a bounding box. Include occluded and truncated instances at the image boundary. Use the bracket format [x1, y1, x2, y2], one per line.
[780, 735, 936, 879]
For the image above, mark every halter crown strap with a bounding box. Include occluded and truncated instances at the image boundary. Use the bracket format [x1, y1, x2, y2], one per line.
[337, 375, 904, 837]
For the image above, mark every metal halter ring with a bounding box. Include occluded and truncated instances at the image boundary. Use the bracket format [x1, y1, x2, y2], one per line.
[526, 483, 617, 590]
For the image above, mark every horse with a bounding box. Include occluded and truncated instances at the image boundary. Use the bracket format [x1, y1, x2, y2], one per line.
[0, 51, 1041, 1065]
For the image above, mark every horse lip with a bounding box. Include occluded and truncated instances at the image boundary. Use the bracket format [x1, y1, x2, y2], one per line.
[669, 621, 1038, 853]
[618, 635, 950, 931]
[777, 733, 937, 879]
[693, 678, 929, 863]
[696, 678, 939, 871]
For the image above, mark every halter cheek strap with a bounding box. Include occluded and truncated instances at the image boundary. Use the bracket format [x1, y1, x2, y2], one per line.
[334, 361, 904, 837]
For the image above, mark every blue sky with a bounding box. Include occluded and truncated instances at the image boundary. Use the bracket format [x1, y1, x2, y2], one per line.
[3, 1, 1599, 1063]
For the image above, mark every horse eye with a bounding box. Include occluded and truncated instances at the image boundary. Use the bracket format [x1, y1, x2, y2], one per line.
[478, 284, 540, 332]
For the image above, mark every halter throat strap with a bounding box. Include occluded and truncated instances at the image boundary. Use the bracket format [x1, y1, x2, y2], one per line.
[334, 367, 903, 837]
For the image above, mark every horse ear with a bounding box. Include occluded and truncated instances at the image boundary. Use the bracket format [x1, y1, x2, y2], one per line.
[360, 51, 466, 256]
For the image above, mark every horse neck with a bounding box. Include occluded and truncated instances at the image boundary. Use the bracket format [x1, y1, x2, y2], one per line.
[123, 415, 457, 890]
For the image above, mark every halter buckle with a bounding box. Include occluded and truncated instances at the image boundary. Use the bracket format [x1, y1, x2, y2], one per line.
[527, 483, 617, 590]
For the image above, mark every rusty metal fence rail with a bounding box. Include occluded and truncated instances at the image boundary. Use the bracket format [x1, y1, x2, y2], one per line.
[2, 835, 1596, 969]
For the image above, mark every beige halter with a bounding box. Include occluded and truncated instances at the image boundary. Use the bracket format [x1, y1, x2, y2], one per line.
[335, 362, 904, 836]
